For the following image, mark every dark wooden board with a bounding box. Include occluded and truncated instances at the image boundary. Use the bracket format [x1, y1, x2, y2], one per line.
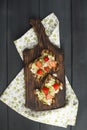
[23, 20, 65, 111]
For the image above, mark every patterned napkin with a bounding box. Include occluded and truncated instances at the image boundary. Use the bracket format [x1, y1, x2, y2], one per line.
[0, 13, 79, 128]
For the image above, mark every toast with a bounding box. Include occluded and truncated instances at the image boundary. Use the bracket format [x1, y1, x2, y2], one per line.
[29, 49, 58, 81]
[35, 74, 63, 106]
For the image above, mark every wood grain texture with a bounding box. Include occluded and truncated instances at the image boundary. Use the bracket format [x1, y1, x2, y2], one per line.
[0, 0, 71, 129]
[7, 0, 39, 130]
[0, 0, 8, 130]
[72, 0, 87, 130]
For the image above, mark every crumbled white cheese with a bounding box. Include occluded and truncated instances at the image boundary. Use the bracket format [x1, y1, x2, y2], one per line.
[60, 86, 63, 90]
[53, 73, 57, 77]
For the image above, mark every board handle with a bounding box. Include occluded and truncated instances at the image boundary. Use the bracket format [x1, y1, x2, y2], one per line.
[29, 19, 51, 49]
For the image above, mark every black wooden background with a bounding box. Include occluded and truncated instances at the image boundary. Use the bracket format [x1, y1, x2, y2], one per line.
[0, 0, 87, 130]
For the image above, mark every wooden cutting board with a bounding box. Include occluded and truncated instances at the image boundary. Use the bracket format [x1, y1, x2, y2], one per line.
[23, 19, 66, 111]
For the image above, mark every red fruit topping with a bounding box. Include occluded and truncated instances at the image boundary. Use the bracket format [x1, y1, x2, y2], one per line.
[42, 87, 49, 95]
[44, 56, 49, 62]
[44, 66, 50, 72]
[53, 83, 59, 90]
[37, 69, 43, 75]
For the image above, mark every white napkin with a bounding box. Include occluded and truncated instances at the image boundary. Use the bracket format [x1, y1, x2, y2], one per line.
[0, 13, 79, 128]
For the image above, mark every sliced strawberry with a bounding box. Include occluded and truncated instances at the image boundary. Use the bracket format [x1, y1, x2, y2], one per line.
[44, 66, 50, 72]
[53, 83, 59, 90]
[44, 56, 49, 62]
[37, 69, 43, 75]
[36, 61, 42, 68]
[42, 87, 49, 95]
[46, 94, 53, 100]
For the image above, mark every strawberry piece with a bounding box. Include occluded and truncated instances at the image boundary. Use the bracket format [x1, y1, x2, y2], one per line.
[44, 66, 50, 72]
[46, 94, 53, 100]
[42, 87, 49, 95]
[37, 69, 43, 75]
[53, 83, 59, 90]
[44, 56, 49, 62]
[36, 61, 42, 68]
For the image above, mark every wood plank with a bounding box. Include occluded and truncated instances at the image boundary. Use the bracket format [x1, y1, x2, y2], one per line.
[72, 0, 87, 130]
[0, 0, 8, 130]
[39, 0, 71, 129]
[7, 0, 40, 130]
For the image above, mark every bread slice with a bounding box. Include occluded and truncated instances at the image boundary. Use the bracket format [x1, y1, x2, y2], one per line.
[35, 74, 63, 106]
[28, 49, 58, 81]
